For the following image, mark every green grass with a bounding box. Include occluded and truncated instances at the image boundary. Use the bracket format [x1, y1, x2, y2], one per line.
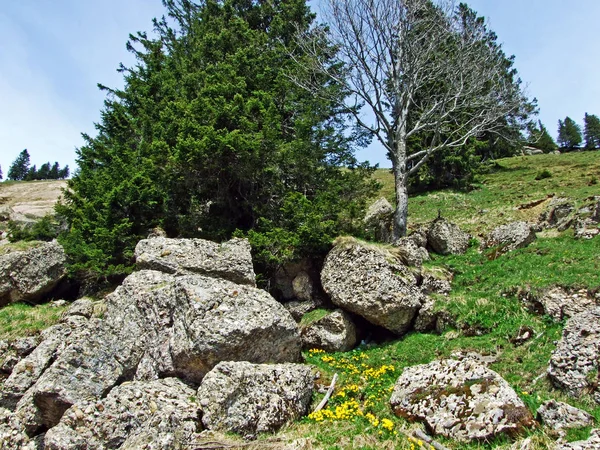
[0, 240, 44, 256]
[0, 302, 67, 340]
[375, 151, 600, 235]
[300, 308, 330, 326]
[287, 152, 600, 448]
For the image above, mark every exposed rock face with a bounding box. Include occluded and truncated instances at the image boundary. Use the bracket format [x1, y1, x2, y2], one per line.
[548, 307, 600, 400]
[0, 240, 67, 306]
[427, 219, 470, 255]
[134, 237, 256, 286]
[393, 237, 429, 267]
[539, 197, 575, 231]
[198, 361, 313, 436]
[1, 244, 299, 439]
[284, 298, 323, 322]
[536, 400, 594, 431]
[534, 288, 597, 321]
[364, 197, 394, 243]
[556, 429, 600, 450]
[484, 221, 536, 252]
[0, 316, 89, 410]
[301, 309, 358, 352]
[44, 378, 200, 450]
[63, 297, 95, 319]
[0, 336, 41, 377]
[321, 238, 425, 335]
[390, 358, 534, 441]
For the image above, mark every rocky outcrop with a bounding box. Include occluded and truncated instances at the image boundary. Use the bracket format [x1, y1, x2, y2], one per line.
[533, 287, 597, 321]
[198, 361, 313, 437]
[390, 358, 534, 441]
[0, 336, 40, 377]
[539, 198, 575, 231]
[427, 219, 470, 255]
[548, 307, 600, 400]
[393, 237, 429, 267]
[556, 429, 600, 450]
[301, 309, 358, 352]
[134, 237, 256, 286]
[321, 238, 425, 335]
[44, 378, 200, 450]
[0, 240, 67, 306]
[364, 198, 394, 243]
[483, 221, 536, 252]
[1, 237, 301, 439]
[536, 400, 594, 431]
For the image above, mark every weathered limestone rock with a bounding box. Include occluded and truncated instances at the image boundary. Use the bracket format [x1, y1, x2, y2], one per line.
[390, 358, 534, 441]
[548, 307, 600, 400]
[427, 219, 470, 255]
[0, 240, 67, 306]
[535, 288, 597, 321]
[198, 361, 313, 436]
[8, 269, 300, 433]
[62, 297, 95, 319]
[539, 198, 575, 231]
[394, 237, 429, 267]
[556, 429, 600, 450]
[134, 237, 256, 286]
[0, 317, 88, 410]
[536, 400, 594, 431]
[364, 197, 394, 243]
[321, 238, 424, 335]
[483, 221, 536, 252]
[301, 309, 358, 352]
[44, 378, 200, 450]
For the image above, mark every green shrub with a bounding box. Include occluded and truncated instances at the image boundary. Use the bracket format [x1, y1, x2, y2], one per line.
[8, 215, 61, 243]
[534, 169, 552, 180]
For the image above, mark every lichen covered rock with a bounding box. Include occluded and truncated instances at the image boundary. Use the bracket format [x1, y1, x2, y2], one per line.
[321, 238, 424, 335]
[427, 219, 470, 255]
[390, 358, 534, 441]
[198, 361, 313, 436]
[301, 309, 357, 352]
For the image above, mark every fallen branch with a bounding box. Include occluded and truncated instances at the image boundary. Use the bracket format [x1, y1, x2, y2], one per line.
[313, 373, 338, 413]
[413, 429, 451, 450]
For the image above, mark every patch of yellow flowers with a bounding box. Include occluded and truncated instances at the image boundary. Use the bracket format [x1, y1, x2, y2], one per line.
[407, 436, 435, 450]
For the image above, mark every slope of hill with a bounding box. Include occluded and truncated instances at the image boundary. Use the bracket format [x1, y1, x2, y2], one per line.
[1, 152, 599, 449]
[0, 180, 66, 228]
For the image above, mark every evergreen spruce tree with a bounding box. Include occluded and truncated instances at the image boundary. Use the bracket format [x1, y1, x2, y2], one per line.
[49, 162, 60, 179]
[37, 162, 51, 180]
[59, 0, 377, 280]
[24, 165, 37, 181]
[557, 117, 582, 150]
[7, 149, 31, 181]
[0, 165, 3, 181]
[583, 113, 600, 149]
[58, 165, 70, 179]
[528, 120, 557, 152]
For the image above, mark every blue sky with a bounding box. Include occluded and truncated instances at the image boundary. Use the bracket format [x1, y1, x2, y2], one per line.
[1, 0, 599, 175]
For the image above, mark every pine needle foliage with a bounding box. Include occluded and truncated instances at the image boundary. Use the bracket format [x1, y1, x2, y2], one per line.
[57, 0, 377, 280]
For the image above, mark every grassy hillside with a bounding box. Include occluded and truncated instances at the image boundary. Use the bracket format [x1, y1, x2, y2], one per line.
[377, 150, 600, 235]
[291, 151, 600, 449]
[1, 152, 599, 449]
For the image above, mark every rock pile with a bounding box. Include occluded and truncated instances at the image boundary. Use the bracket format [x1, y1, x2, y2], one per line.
[0, 237, 312, 448]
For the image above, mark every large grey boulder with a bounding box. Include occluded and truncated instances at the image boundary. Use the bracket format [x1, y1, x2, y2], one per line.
[0, 316, 89, 410]
[427, 219, 470, 255]
[548, 307, 600, 400]
[44, 378, 200, 450]
[0, 240, 67, 306]
[556, 429, 600, 450]
[483, 221, 536, 252]
[393, 237, 429, 267]
[6, 269, 300, 434]
[321, 238, 425, 335]
[134, 237, 256, 286]
[390, 358, 534, 441]
[301, 309, 358, 352]
[198, 361, 313, 437]
[364, 197, 394, 243]
[536, 400, 594, 431]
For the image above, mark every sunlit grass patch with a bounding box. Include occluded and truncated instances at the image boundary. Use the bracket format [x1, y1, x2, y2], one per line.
[0, 302, 67, 340]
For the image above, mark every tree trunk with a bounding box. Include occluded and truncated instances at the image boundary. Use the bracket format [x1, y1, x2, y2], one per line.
[393, 173, 408, 240]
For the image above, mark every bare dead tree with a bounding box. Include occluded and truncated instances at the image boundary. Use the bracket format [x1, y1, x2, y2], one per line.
[290, 0, 531, 238]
